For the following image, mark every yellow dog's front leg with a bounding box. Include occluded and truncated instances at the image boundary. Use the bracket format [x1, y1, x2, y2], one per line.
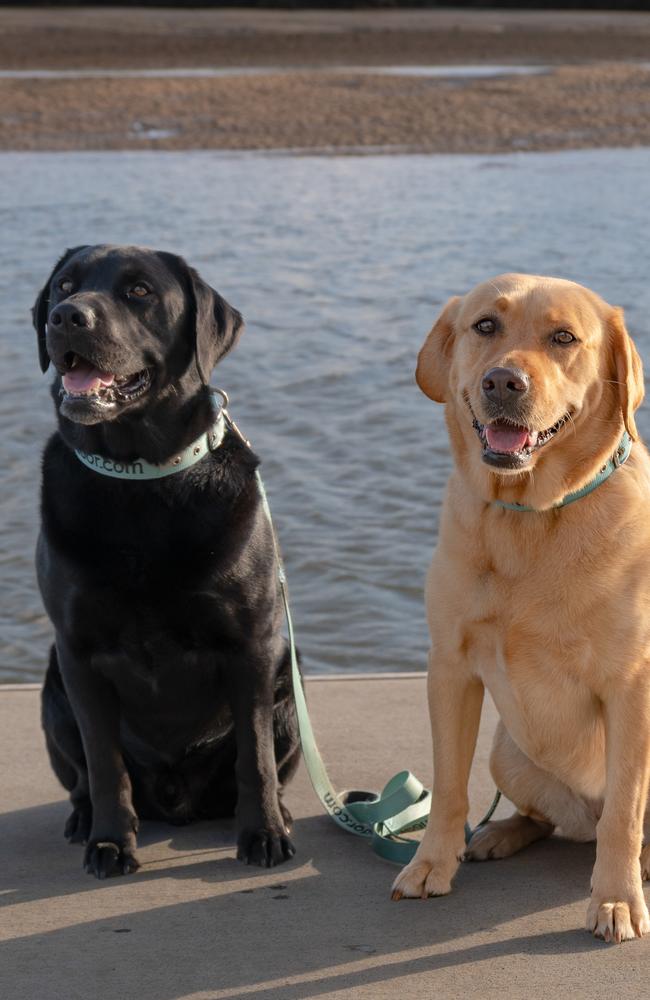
[391, 659, 483, 900]
[587, 674, 650, 943]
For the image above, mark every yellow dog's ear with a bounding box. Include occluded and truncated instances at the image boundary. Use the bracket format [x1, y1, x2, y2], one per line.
[609, 307, 644, 441]
[415, 296, 461, 403]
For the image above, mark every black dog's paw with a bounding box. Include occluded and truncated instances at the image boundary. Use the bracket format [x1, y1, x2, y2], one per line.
[84, 840, 140, 879]
[237, 827, 296, 867]
[64, 802, 93, 844]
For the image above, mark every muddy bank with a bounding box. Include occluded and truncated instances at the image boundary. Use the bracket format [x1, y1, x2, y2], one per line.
[2, 62, 650, 154]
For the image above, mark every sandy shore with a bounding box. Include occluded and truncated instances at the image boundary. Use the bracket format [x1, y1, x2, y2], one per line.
[2, 7, 650, 153]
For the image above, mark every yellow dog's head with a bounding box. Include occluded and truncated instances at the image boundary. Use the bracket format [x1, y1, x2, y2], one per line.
[416, 274, 644, 507]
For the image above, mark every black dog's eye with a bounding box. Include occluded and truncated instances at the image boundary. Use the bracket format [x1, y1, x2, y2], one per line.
[474, 317, 497, 336]
[552, 330, 576, 345]
[128, 284, 151, 299]
[59, 278, 74, 294]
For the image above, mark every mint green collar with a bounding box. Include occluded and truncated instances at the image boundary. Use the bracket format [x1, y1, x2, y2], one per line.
[74, 394, 226, 481]
[494, 432, 632, 512]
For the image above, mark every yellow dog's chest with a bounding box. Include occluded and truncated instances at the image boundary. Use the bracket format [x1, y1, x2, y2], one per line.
[477, 632, 607, 798]
[441, 562, 614, 798]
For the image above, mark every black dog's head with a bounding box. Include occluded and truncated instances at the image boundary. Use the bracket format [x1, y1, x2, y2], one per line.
[32, 244, 243, 425]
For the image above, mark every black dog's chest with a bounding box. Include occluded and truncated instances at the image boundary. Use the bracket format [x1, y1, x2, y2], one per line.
[42, 515, 245, 646]
[39, 439, 273, 661]
[44, 456, 241, 588]
[84, 510, 216, 588]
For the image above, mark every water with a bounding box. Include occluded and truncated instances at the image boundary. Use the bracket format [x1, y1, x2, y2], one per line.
[2, 147, 650, 682]
[0, 65, 549, 80]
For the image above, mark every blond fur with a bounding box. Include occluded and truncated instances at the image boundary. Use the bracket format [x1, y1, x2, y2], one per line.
[392, 274, 650, 944]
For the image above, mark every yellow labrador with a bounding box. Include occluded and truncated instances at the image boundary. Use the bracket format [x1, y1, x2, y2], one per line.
[391, 274, 650, 943]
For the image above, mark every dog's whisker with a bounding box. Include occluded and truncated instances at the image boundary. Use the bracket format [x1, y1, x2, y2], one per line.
[566, 414, 578, 438]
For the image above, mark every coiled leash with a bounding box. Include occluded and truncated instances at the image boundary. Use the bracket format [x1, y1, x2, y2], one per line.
[220, 391, 501, 864]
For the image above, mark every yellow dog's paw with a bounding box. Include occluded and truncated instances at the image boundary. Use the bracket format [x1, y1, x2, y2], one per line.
[465, 815, 550, 861]
[390, 859, 455, 900]
[586, 897, 650, 943]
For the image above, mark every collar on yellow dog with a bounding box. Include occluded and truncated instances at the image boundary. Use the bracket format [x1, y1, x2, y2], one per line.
[493, 432, 632, 512]
[74, 390, 227, 480]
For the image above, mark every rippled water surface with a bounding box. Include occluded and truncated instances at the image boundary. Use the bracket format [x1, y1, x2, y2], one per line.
[0, 65, 548, 79]
[3, 148, 650, 682]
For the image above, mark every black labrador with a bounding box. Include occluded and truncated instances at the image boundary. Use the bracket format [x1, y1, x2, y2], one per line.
[34, 244, 300, 877]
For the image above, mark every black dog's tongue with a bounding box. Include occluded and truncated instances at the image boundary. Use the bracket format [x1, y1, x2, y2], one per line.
[62, 360, 115, 395]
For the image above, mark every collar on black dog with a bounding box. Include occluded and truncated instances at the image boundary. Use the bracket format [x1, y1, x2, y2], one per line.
[74, 391, 226, 481]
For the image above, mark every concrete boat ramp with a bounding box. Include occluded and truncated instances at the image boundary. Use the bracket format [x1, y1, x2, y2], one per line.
[2, 675, 649, 999]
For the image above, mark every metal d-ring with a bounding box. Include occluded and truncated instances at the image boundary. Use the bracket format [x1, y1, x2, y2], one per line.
[212, 387, 230, 410]
[211, 386, 251, 448]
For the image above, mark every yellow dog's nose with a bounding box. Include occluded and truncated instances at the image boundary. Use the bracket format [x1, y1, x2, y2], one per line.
[481, 366, 529, 403]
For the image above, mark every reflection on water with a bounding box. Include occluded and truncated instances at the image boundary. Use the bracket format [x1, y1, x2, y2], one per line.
[0, 65, 550, 80]
[363, 65, 549, 78]
[2, 148, 650, 682]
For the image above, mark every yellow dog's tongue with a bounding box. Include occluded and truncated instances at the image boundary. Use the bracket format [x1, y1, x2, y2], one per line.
[485, 424, 530, 454]
[63, 360, 115, 394]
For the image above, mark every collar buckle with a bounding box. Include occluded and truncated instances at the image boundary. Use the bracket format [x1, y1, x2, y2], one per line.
[613, 440, 627, 468]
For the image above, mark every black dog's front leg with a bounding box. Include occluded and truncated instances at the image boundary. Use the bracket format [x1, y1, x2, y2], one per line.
[227, 663, 296, 867]
[57, 639, 140, 879]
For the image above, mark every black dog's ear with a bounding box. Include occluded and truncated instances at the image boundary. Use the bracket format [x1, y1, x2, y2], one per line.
[188, 266, 244, 384]
[157, 252, 244, 384]
[32, 246, 89, 373]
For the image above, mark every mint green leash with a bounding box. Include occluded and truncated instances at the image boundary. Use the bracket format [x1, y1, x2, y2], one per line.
[494, 432, 632, 512]
[255, 469, 501, 864]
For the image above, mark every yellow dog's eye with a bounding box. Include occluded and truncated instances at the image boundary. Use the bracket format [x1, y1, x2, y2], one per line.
[474, 318, 496, 336]
[553, 330, 576, 345]
[59, 278, 74, 294]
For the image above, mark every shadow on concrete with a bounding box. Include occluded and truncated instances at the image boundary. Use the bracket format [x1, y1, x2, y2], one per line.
[222, 929, 602, 1000]
[0, 798, 303, 905]
[5, 683, 646, 998]
[1, 793, 607, 1000]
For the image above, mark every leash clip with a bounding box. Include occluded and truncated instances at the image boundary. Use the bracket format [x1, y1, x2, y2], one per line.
[211, 387, 252, 448]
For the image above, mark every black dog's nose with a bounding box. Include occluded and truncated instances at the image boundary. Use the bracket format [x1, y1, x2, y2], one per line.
[481, 367, 529, 403]
[48, 302, 94, 331]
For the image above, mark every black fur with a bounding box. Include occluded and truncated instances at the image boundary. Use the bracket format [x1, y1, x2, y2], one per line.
[35, 244, 300, 878]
